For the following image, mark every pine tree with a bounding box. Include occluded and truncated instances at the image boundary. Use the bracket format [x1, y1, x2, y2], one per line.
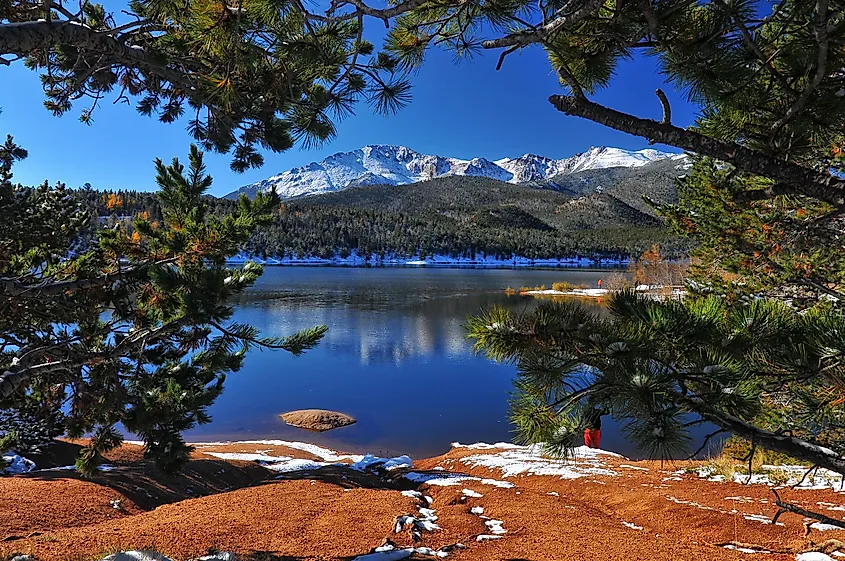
[0, 141, 326, 473]
[468, 294, 845, 471]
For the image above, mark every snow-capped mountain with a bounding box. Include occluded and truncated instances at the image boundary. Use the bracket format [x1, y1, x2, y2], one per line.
[224, 145, 679, 200]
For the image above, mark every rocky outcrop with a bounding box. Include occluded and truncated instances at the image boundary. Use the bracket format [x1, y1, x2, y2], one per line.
[280, 409, 357, 432]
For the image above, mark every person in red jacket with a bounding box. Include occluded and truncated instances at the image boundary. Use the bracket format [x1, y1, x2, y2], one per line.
[583, 407, 605, 449]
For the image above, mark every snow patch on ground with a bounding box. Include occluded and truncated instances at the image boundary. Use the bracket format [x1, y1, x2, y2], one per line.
[452, 442, 522, 450]
[99, 552, 236, 561]
[400, 490, 433, 504]
[40, 464, 117, 473]
[797, 554, 837, 561]
[744, 514, 784, 526]
[2, 453, 35, 474]
[484, 519, 507, 535]
[101, 552, 171, 561]
[621, 521, 643, 530]
[696, 464, 845, 490]
[524, 288, 609, 297]
[810, 522, 845, 531]
[403, 471, 515, 488]
[456, 444, 620, 479]
[352, 454, 413, 471]
[190, 440, 364, 463]
[352, 544, 455, 560]
[202, 451, 330, 473]
[723, 545, 771, 554]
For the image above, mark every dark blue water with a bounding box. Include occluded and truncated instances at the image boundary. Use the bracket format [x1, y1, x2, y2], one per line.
[184, 267, 715, 459]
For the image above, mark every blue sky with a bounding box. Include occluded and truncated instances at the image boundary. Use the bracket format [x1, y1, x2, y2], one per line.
[0, 23, 700, 197]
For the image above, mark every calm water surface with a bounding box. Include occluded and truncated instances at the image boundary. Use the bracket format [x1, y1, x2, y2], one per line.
[184, 267, 676, 459]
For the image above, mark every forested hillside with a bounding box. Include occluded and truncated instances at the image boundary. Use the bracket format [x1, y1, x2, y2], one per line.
[238, 175, 687, 260]
[531, 158, 686, 216]
[69, 171, 688, 261]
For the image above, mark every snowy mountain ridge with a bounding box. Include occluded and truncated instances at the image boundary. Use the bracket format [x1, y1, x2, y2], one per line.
[225, 144, 683, 200]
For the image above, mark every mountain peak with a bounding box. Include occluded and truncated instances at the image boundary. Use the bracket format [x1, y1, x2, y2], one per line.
[224, 145, 679, 200]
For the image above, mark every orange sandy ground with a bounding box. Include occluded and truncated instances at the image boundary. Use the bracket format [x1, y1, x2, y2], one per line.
[3, 441, 845, 561]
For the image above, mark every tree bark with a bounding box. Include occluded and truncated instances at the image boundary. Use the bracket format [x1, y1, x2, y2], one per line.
[548, 94, 845, 206]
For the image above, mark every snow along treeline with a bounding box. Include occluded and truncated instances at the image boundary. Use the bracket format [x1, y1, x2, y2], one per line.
[225, 251, 629, 267]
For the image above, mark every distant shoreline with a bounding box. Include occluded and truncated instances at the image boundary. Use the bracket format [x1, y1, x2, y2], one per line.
[226, 253, 630, 269]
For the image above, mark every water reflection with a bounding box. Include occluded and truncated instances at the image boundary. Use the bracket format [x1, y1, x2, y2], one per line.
[185, 267, 616, 458]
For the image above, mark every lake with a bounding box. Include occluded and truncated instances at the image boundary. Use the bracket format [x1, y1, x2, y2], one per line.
[184, 267, 713, 460]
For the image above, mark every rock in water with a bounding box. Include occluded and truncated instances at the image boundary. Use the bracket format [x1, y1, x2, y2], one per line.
[280, 409, 356, 432]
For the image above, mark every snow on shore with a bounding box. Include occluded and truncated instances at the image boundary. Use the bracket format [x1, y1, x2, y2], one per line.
[523, 288, 610, 297]
[189, 440, 625, 484]
[188, 439, 366, 473]
[455, 444, 622, 479]
[521, 285, 686, 298]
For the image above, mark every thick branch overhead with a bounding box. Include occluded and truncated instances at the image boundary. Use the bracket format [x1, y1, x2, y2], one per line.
[549, 94, 845, 205]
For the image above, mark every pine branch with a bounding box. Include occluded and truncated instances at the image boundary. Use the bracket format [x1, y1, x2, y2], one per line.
[655, 88, 670, 125]
[772, 488, 845, 529]
[770, 0, 830, 135]
[684, 428, 726, 460]
[0, 258, 174, 297]
[557, 64, 586, 100]
[681, 394, 845, 475]
[325, 0, 431, 24]
[482, 0, 605, 49]
[712, 0, 797, 96]
[0, 315, 193, 399]
[0, 21, 204, 107]
[210, 321, 328, 355]
[548, 94, 845, 205]
[47, 0, 81, 22]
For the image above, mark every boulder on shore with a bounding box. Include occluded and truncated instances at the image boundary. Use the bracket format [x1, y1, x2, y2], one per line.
[280, 409, 357, 432]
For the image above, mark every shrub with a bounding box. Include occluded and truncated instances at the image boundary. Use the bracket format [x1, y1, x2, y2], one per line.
[708, 455, 738, 480]
[721, 435, 800, 467]
[767, 468, 792, 486]
[602, 272, 632, 291]
[0, 406, 64, 455]
[518, 285, 546, 292]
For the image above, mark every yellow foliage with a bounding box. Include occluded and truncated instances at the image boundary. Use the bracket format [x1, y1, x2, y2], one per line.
[628, 244, 688, 289]
[105, 193, 123, 210]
